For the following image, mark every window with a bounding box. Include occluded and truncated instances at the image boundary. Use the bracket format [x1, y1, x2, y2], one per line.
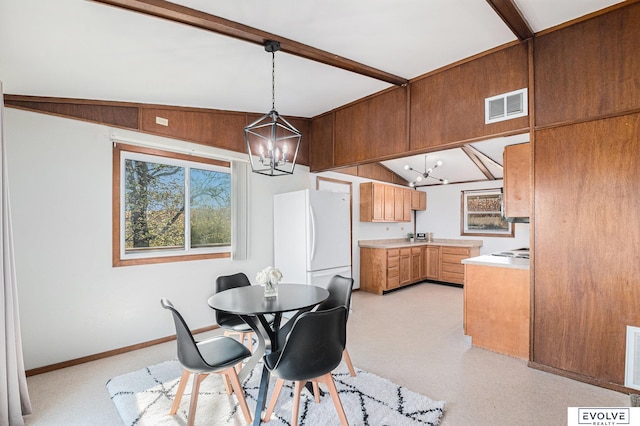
[113, 143, 232, 266]
[460, 188, 514, 237]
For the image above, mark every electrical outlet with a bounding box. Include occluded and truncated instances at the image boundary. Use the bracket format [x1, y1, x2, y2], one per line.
[155, 116, 169, 126]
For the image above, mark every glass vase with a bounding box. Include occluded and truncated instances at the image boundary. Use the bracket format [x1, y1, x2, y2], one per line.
[264, 281, 278, 298]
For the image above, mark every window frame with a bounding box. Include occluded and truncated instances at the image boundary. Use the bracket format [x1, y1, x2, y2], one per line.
[113, 143, 231, 267]
[460, 188, 514, 237]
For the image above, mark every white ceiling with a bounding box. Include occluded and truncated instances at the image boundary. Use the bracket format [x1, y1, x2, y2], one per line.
[0, 0, 623, 182]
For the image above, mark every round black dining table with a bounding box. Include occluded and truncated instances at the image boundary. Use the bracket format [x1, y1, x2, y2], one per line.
[208, 283, 329, 425]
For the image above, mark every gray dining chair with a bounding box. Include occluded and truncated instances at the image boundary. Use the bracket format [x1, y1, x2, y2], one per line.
[161, 298, 253, 425]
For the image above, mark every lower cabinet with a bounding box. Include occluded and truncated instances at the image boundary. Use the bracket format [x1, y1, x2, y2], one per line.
[360, 244, 479, 294]
[422, 246, 440, 280]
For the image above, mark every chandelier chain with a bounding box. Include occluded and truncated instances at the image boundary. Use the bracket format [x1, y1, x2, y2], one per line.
[271, 50, 276, 111]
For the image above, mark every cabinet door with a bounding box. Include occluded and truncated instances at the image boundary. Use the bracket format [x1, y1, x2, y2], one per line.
[384, 185, 395, 221]
[410, 191, 427, 210]
[411, 247, 422, 281]
[503, 142, 530, 218]
[394, 187, 404, 221]
[372, 183, 385, 221]
[403, 189, 412, 221]
[423, 246, 440, 280]
[399, 248, 411, 285]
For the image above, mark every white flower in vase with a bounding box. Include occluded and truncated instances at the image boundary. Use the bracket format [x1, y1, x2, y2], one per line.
[256, 266, 282, 297]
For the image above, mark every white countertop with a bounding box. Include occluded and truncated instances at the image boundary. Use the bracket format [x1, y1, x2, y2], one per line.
[461, 254, 529, 270]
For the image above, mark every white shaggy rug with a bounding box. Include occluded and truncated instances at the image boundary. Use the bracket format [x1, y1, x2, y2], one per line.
[106, 359, 445, 425]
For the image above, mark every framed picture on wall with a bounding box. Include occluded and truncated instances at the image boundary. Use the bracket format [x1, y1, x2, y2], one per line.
[460, 188, 514, 237]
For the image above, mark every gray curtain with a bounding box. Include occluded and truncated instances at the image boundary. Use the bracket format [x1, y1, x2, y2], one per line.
[0, 82, 32, 425]
[231, 160, 249, 260]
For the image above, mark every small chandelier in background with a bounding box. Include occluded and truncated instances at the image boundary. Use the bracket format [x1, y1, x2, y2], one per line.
[244, 40, 301, 176]
[404, 155, 449, 187]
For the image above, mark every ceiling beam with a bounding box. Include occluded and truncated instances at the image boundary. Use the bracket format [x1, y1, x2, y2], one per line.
[90, 0, 409, 86]
[485, 0, 534, 41]
[461, 145, 498, 180]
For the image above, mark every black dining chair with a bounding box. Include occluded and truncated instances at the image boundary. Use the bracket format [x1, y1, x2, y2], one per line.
[160, 298, 253, 425]
[277, 274, 356, 376]
[214, 273, 257, 351]
[262, 306, 349, 426]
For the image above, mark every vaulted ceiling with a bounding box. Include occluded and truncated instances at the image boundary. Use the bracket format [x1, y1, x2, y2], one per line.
[0, 0, 625, 182]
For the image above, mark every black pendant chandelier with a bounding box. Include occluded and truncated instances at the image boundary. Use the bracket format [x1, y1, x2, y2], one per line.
[244, 40, 301, 176]
[405, 155, 449, 187]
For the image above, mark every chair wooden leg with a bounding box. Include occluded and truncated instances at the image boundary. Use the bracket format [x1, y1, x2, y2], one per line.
[263, 378, 284, 423]
[291, 381, 305, 426]
[222, 366, 252, 424]
[343, 348, 356, 377]
[170, 369, 191, 415]
[187, 374, 207, 426]
[318, 373, 348, 426]
[312, 381, 320, 403]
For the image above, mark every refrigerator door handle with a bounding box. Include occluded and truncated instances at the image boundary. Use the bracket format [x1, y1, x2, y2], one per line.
[309, 205, 317, 262]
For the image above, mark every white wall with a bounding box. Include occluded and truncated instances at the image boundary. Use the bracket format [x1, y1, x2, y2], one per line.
[5, 109, 309, 369]
[5, 108, 530, 369]
[418, 180, 530, 255]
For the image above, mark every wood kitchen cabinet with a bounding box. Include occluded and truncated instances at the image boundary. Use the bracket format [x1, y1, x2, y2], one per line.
[503, 142, 530, 218]
[411, 247, 422, 281]
[359, 182, 412, 222]
[410, 190, 427, 211]
[440, 246, 479, 285]
[360, 243, 480, 294]
[422, 245, 440, 280]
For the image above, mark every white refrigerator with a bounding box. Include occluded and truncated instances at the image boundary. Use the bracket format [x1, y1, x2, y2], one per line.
[273, 189, 351, 288]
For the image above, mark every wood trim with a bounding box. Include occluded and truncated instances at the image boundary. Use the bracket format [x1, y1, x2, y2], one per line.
[25, 325, 219, 376]
[485, 0, 534, 40]
[528, 361, 638, 395]
[408, 40, 522, 85]
[90, 0, 407, 86]
[461, 145, 497, 180]
[535, 0, 640, 37]
[112, 143, 232, 267]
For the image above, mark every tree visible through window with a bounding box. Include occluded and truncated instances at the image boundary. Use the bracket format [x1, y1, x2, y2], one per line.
[113, 143, 232, 266]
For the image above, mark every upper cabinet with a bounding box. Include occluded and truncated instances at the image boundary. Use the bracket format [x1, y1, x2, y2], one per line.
[411, 191, 427, 211]
[360, 182, 425, 223]
[503, 142, 531, 218]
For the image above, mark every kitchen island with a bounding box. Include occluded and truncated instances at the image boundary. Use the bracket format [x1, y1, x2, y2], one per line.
[359, 238, 482, 294]
[462, 253, 530, 359]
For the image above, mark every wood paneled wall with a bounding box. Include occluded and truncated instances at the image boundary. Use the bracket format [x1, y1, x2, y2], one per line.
[4, 97, 312, 166]
[534, 3, 640, 127]
[533, 113, 640, 386]
[310, 42, 530, 172]
[410, 43, 529, 150]
[531, 1, 640, 391]
[334, 86, 409, 166]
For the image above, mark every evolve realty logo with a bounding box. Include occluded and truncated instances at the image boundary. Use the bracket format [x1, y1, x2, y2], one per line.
[577, 408, 631, 425]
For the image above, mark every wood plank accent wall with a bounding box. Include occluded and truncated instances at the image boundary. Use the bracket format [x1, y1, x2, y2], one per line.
[533, 113, 640, 387]
[4, 96, 311, 166]
[534, 2, 640, 128]
[409, 43, 530, 151]
[530, 2, 640, 391]
[334, 86, 409, 166]
[5, 98, 139, 129]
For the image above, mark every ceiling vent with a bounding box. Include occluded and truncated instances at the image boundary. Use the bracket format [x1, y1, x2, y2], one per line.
[485, 88, 528, 124]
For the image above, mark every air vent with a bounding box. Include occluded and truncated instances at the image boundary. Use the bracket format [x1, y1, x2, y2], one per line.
[485, 88, 528, 124]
